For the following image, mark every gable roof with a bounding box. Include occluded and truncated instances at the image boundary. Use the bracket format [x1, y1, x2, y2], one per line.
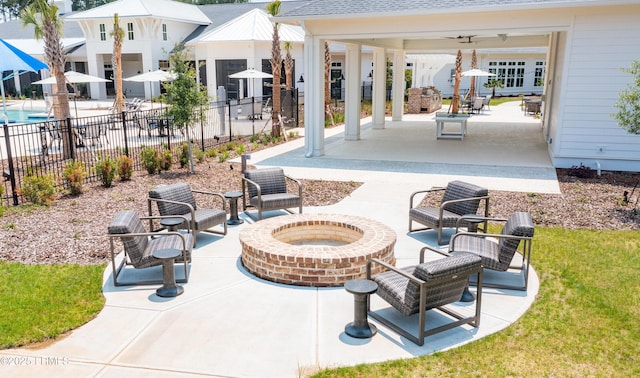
[195, 8, 304, 43]
[66, 0, 211, 25]
[277, 0, 632, 19]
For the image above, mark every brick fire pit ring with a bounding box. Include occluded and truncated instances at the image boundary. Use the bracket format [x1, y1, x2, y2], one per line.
[239, 213, 396, 287]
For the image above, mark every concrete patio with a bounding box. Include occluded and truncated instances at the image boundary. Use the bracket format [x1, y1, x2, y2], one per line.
[1, 101, 555, 377]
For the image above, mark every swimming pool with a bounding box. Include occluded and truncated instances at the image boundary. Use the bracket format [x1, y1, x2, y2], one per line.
[1, 109, 52, 124]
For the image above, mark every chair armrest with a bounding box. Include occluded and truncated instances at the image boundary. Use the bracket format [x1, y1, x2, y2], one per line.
[419, 245, 451, 263]
[450, 231, 533, 251]
[409, 186, 445, 209]
[241, 176, 262, 197]
[191, 189, 228, 211]
[284, 175, 302, 198]
[367, 258, 426, 285]
[139, 214, 191, 232]
[109, 230, 191, 253]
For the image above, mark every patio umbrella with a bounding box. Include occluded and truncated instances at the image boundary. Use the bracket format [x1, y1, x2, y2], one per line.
[229, 68, 273, 98]
[123, 69, 177, 108]
[462, 68, 496, 99]
[33, 71, 110, 117]
[0, 38, 48, 120]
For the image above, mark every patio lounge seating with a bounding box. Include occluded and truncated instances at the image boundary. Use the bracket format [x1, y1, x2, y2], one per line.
[367, 252, 483, 346]
[242, 167, 302, 221]
[409, 180, 489, 245]
[470, 96, 485, 114]
[482, 95, 492, 110]
[148, 183, 227, 246]
[108, 210, 192, 286]
[423, 211, 535, 291]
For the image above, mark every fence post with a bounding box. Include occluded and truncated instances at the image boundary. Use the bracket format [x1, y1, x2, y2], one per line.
[66, 117, 75, 160]
[2, 123, 19, 206]
[227, 99, 233, 142]
[200, 104, 205, 151]
[122, 112, 130, 157]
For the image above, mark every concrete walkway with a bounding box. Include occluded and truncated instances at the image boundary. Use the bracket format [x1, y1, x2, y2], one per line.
[1, 102, 549, 377]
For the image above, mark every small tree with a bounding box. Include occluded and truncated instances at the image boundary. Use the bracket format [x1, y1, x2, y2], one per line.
[483, 78, 504, 98]
[163, 44, 208, 172]
[613, 59, 640, 134]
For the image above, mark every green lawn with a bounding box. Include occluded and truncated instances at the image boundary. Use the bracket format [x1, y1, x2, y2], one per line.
[312, 227, 640, 377]
[0, 261, 105, 349]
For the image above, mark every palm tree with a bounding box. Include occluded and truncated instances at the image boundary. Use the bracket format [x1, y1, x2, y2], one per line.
[21, 0, 72, 157]
[324, 41, 331, 120]
[469, 49, 477, 99]
[282, 41, 294, 126]
[451, 49, 462, 114]
[266, 0, 282, 138]
[111, 13, 124, 114]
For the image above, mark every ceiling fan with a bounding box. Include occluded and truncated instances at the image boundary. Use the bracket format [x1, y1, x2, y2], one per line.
[447, 35, 476, 43]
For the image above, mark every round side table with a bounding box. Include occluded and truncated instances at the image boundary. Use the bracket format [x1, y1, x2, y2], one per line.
[160, 217, 185, 232]
[224, 191, 244, 225]
[344, 279, 378, 339]
[153, 248, 184, 298]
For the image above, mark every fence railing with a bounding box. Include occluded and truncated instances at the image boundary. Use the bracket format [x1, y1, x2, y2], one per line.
[1, 93, 299, 206]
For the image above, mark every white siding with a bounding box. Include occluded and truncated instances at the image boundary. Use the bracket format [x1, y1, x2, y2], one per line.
[554, 6, 640, 171]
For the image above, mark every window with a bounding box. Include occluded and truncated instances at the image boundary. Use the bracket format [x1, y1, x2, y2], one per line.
[162, 24, 167, 41]
[127, 23, 134, 40]
[489, 61, 525, 88]
[99, 24, 106, 41]
[534, 61, 545, 87]
[158, 60, 170, 70]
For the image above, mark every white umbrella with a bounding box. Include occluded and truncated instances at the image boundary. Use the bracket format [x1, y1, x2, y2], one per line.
[461, 68, 496, 77]
[123, 70, 176, 108]
[33, 71, 110, 117]
[461, 69, 496, 98]
[32, 71, 110, 85]
[229, 68, 272, 98]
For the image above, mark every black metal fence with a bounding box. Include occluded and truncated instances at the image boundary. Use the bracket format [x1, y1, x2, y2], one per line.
[1, 92, 299, 206]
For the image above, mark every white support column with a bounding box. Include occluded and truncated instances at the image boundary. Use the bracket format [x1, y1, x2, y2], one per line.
[303, 35, 325, 157]
[392, 50, 405, 121]
[344, 43, 362, 141]
[372, 47, 386, 129]
[88, 54, 106, 99]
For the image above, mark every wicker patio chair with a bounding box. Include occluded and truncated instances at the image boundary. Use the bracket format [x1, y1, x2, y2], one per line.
[424, 211, 535, 291]
[242, 167, 302, 221]
[367, 252, 483, 346]
[108, 210, 192, 286]
[409, 180, 489, 245]
[148, 182, 227, 247]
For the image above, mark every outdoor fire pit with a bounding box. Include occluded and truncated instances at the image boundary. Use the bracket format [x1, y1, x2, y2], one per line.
[239, 213, 396, 287]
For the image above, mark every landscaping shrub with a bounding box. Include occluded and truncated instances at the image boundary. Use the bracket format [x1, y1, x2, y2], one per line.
[160, 148, 173, 171]
[20, 172, 57, 206]
[116, 155, 134, 181]
[179, 142, 189, 168]
[141, 146, 161, 174]
[63, 160, 87, 195]
[193, 145, 205, 163]
[95, 155, 117, 187]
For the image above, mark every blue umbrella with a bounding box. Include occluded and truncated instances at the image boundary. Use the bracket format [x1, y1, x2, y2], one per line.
[1, 38, 49, 120]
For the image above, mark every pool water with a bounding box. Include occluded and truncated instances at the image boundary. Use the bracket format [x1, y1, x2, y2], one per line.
[2, 109, 52, 124]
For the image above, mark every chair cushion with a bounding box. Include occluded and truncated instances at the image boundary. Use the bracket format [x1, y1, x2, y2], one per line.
[249, 193, 301, 210]
[149, 183, 197, 215]
[409, 207, 463, 229]
[108, 210, 149, 266]
[373, 254, 481, 316]
[244, 168, 287, 198]
[174, 208, 226, 232]
[441, 180, 488, 216]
